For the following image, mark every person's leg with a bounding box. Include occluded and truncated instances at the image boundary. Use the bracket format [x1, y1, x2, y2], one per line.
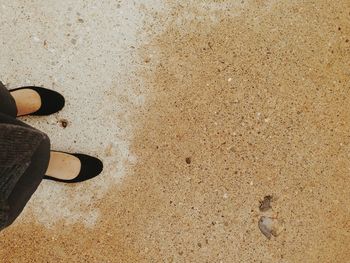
[4, 136, 50, 228]
[0, 81, 17, 117]
[0, 112, 50, 228]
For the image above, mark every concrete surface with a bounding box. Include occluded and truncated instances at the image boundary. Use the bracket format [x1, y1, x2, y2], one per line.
[0, 0, 350, 262]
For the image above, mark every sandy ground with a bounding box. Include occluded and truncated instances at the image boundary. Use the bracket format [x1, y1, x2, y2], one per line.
[0, 0, 350, 262]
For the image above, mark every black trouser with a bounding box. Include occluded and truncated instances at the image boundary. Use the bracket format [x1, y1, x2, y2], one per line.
[0, 82, 50, 229]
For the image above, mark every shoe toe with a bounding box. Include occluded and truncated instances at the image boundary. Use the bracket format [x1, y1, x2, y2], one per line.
[72, 154, 103, 183]
[30, 87, 65, 115]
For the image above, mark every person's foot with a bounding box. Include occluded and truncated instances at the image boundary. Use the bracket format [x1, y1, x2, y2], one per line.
[10, 86, 65, 116]
[44, 151, 103, 183]
[10, 88, 41, 116]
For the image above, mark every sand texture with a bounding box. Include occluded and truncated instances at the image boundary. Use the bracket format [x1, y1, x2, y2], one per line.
[0, 0, 350, 262]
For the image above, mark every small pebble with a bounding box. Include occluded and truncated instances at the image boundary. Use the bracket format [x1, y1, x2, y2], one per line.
[59, 119, 69, 128]
[259, 195, 273, 212]
[258, 216, 282, 239]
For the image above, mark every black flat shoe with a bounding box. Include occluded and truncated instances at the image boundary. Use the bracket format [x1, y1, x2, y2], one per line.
[10, 86, 65, 116]
[44, 152, 103, 183]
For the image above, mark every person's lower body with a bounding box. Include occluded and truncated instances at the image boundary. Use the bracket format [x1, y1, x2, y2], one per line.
[0, 82, 50, 229]
[1, 117, 50, 229]
[0, 81, 103, 231]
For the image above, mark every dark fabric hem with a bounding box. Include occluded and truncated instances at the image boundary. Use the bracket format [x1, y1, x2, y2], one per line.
[0, 81, 18, 117]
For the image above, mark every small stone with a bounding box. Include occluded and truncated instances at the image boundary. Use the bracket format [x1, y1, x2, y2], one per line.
[185, 157, 191, 164]
[59, 119, 69, 128]
[259, 195, 273, 212]
[258, 216, 282, 239]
